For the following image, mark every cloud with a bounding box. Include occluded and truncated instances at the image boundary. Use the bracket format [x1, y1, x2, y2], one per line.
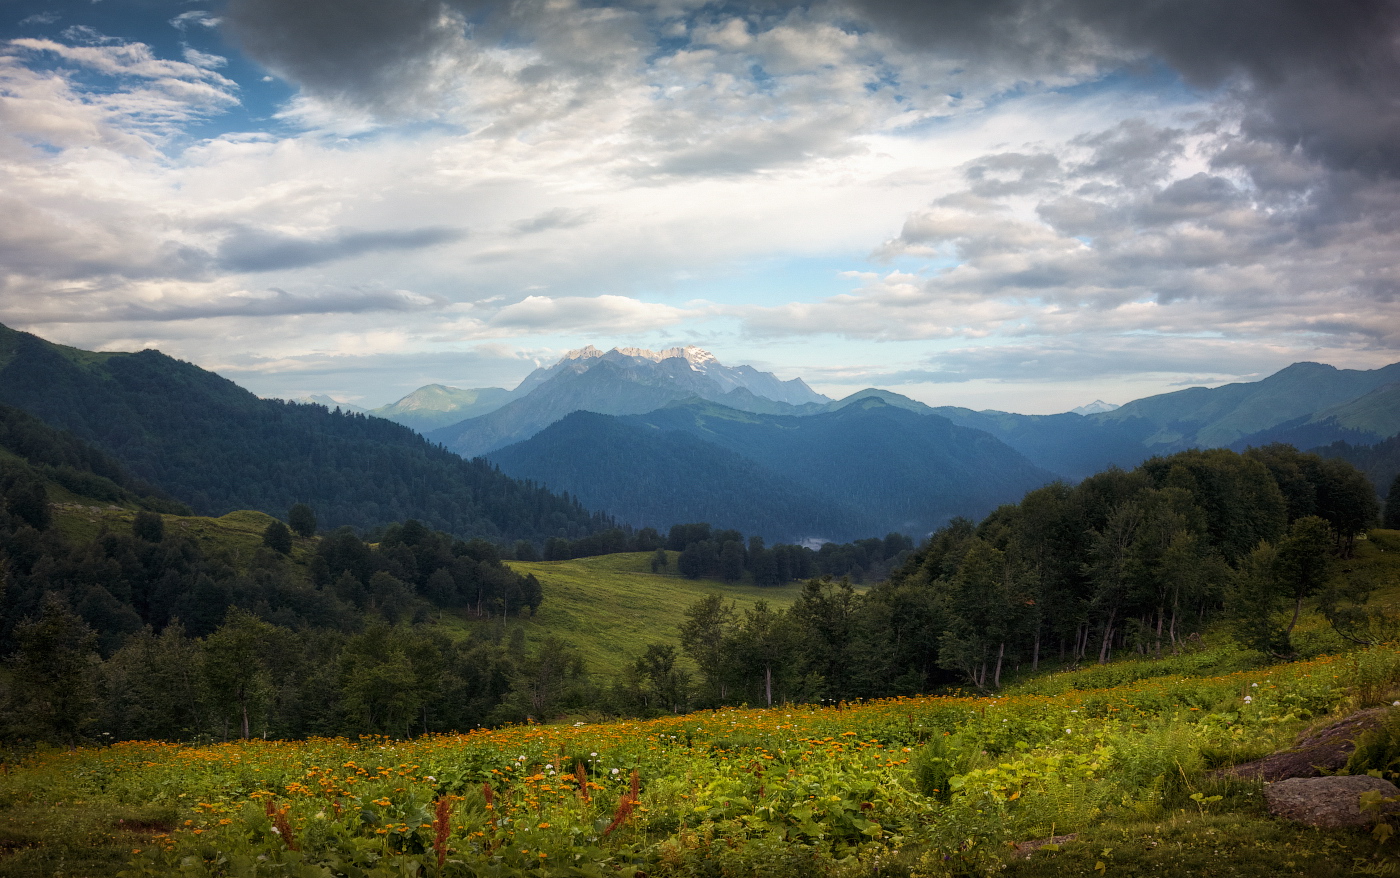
[216, 226, 467, 273]
[848, 0, 1400, 177]
[0, 281, 443, 326]
[18, 13, 59, 27]
[169, 11, 222, 32]
[489, 294, 697, 334]
[222, 0, 477, 115]
[511, 208, 592, 235]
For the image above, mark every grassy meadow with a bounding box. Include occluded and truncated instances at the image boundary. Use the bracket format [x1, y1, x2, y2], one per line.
[493, 553, 809, 676]
[3, 533, 1400, 876]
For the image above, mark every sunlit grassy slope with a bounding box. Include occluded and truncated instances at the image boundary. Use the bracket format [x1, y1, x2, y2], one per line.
[492, 552, 806, 677]
[50, 502, 313, 565]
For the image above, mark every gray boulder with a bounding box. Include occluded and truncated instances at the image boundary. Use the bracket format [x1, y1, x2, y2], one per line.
[1265, 775, 1400, 828]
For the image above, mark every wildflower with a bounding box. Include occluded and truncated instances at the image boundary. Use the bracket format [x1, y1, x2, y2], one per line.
[1244, 696, 1253, 704]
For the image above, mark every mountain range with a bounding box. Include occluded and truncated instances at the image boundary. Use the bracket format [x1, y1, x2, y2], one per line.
[424, 345, 828, 459]
[418, 346, 1399, 541]
[5, 321, 1397, 546]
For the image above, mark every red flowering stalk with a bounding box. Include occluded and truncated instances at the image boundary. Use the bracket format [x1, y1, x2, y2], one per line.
[603, 768, 642, 837]
[272, 805, 298, 851]
[575, 762, 590, 802]
[433, 796, 451, 868]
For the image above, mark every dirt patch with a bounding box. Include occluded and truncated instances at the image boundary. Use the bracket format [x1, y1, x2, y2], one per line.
[1014, 833, 1078, 858]
[1219, 707, 1387, 781]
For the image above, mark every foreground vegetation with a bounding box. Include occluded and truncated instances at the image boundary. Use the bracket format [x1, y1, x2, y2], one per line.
[5, 640, 1400, 877]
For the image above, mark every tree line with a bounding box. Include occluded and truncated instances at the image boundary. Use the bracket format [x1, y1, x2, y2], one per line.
[644, 445, 1386, 709]
[528, 521, 915, 585]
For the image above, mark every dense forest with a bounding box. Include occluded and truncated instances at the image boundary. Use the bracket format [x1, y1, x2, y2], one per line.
[0, 325, 605, 542]
[659, 444, 1385, 709]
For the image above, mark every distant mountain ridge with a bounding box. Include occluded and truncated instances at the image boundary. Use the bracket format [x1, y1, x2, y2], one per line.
[429, 345, 828, 459]
[1096, 361, 1400, 451]
[489, 396, 1057, 543]
[370, 384, 514, 431]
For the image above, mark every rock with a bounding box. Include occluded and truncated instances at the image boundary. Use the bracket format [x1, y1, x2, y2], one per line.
[1264, 775, 1400, 828]
[1223, 708, 1387, 781]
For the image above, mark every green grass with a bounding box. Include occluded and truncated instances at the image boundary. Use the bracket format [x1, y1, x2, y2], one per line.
[0, 797, 176, 878]
[49, 503, 317, 568]
[486, 552, 807, 676]
[1004, 811, 1378, 877]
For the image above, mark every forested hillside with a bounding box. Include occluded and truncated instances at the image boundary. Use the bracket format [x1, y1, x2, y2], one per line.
[0, 430, 560, 740]
[492, 397, 1056, 542]
[489, 410, 879, 541]
[0, 324, 604, 542]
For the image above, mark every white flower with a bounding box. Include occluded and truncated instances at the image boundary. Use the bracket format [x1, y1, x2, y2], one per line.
[1064, 728, 1073, 735]
[517, 755, 526, 762]
[1244, 696, 1253, 704]
[545, 764, 553, 770]
[611, 768, 620, 775]
[590, 752, 598, 757]
[1251, 683, 1259, 688]
[425, 776, 435, 783]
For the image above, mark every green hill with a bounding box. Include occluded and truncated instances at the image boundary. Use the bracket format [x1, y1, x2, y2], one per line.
[0, 323, 603, 542]
[495, 552, 808, 677]
[370, 384, 514, 431]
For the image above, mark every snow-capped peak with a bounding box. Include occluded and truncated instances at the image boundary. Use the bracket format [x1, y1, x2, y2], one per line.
[1070, 399, 1120, 415]
[613, 345, 718, 370]
[561, 345, 605, 361]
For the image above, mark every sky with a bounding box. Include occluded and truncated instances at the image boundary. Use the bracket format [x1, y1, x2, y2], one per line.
[2, 0, 1398, 414]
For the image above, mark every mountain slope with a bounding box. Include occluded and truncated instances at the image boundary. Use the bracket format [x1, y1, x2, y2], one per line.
[1093, 361, 1400, 451]
[823, 389, 1152, 479]
[1231, 382, 1400, 451]
[0, 324, 603, 541]
[430, 346, 827, 459]
[370, 384, 515, 432]
[600, 397, 1057, 538]
[825, 363, 1400, 480]
[489, 397, 1057, 541]
[489, 410, 875, 542]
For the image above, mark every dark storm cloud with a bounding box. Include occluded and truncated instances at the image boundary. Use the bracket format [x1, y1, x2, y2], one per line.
[222, 0, 486, 113]
[851, 0, 1400, 176]
[216, 225, 466, 273]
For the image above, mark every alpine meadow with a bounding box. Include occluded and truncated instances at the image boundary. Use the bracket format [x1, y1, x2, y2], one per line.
[4, 1, 1400, 876]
